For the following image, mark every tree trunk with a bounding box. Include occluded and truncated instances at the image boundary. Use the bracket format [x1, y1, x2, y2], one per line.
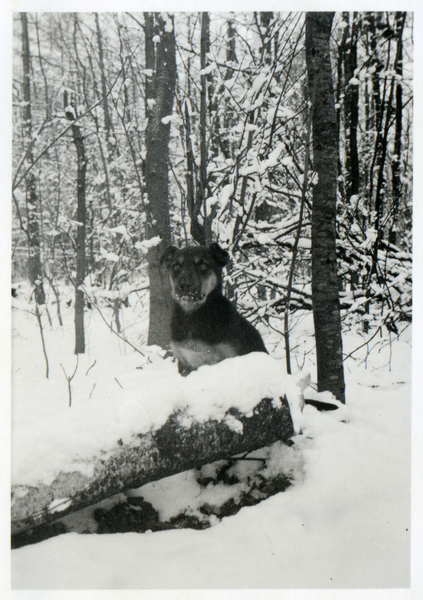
[391, 12, 406, 217]
[95, 13, 113, 157]
[199, 10, 210, 229]
[63, 92, 88, 356]
[72, 121, 87, 354]
[367, 12, 384, 212]
[11, 396, 294, 536]
[186, 11, 210, 246]
[259, 12, 274, 63]
[221, 18, 238, 160]
[306, 12, 346, 403]
[144, 12, 176, 348]
[20, 13, 46, 306]
[344, 12, 360, 199]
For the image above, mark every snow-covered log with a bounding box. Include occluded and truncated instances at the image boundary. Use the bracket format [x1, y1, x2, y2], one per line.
[11, 396, 294, 536]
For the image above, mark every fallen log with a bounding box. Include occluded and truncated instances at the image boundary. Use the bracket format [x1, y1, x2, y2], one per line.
[11, 396, 294, 536]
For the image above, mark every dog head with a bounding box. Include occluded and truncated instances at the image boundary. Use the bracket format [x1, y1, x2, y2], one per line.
[161, 243, 230, 313]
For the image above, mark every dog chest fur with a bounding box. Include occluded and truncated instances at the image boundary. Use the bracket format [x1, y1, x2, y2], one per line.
[171, 339, 239, 370]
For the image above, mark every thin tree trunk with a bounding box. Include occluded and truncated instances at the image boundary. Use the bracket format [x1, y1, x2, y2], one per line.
[184, 101, 198, 239]
[71, 120, 87, 354]
[144, 13, 176, 348]
[391, 12, 406, 222]
[94, 11, 115, 220]
[367, 12, 384, 211]
[192, 11, 210, 245]
[64, 87, 88, 354]
[306, 12, 346, 403]
[95, 13, 112, 151]
[259, 12, 274, 63]
[20, 13, 45, 306]
[222, 18, 237, 160]
[335, 13, 347, 192]
[344, 12, 360, 199]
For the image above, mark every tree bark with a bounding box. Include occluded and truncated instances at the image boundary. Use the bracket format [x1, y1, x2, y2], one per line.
[306, 12, 346, 403]
[199, 11, 210, 242]
[11, 396, 294, 536]
[144, 12, 176, 348]
[344, 12, 360, 199]
[186, 11, 210, 247]
[70, 119, 88, 354]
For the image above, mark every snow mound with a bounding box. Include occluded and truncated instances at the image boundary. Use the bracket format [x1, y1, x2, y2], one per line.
[12, 345, 307, 488]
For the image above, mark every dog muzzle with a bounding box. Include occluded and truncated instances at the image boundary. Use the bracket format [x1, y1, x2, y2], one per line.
[173, 291, 207, 311]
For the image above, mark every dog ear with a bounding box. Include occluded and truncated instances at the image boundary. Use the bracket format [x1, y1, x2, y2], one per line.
[209, 243, 230, 267]
[160, 246, 178, 268]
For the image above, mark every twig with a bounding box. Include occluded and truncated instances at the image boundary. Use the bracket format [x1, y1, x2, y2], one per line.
[84, 288, 145, 356]
[35, 302, 49, 379]
[343, 326, 382, 362]
[85, 359, 97, 376]
[61, 355, 79, 407]
[232, 192, 258, 253]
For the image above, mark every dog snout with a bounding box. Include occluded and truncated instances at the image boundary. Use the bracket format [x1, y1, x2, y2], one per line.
[178, 274, 192, 293]
[174, 269, 199, 296]
[178, 277, 192, 293]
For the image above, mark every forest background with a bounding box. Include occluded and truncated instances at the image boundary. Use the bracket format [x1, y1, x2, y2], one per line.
[10, 10, 414, 389]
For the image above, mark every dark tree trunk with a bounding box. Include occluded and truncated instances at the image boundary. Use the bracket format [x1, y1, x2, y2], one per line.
[20, 13, 45, 306]
[260, 12, 274, 63]
[335, 13, 347, 193]
[11, 396, 294, 536]
[344, 12, 360, 199]
[184, 102, 198, 240]
[306, 12, 346, 403]
[221, 18, 238, 160]
[188, 11, 210, 246]
[95, 13, 113, 157]
[200, 11, 209, 202]
[367, 12, 384, 211]
[185, 12, 210, 245]
[71, 121, 88, 354]
[144, 13, 176, 348]
[391, 12, 406, 215]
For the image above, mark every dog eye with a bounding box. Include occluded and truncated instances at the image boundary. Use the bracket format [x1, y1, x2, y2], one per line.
[199, 263, 208, 273]
[172, 264, 181, 272]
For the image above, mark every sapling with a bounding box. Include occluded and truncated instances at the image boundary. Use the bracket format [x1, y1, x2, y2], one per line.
[83, 287, 145, 357]
[35, 302, 49, 379]
[60, 355, 79, 407]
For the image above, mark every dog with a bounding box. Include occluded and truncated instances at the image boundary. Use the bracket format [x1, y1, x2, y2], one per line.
[161, 243, 268, 376]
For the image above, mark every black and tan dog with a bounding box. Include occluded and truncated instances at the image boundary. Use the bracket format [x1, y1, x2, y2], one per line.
[161, 243, 267, 376]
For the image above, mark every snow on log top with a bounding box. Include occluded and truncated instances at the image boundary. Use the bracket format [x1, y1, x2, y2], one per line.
[11, 353, 304, 535]
[12, 352, 307, 490]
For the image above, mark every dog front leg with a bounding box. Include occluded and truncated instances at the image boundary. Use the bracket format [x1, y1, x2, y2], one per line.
[178, 360, 193, 377]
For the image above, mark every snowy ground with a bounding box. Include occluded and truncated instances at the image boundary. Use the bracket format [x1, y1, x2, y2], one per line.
[9, 284, 415, 591]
